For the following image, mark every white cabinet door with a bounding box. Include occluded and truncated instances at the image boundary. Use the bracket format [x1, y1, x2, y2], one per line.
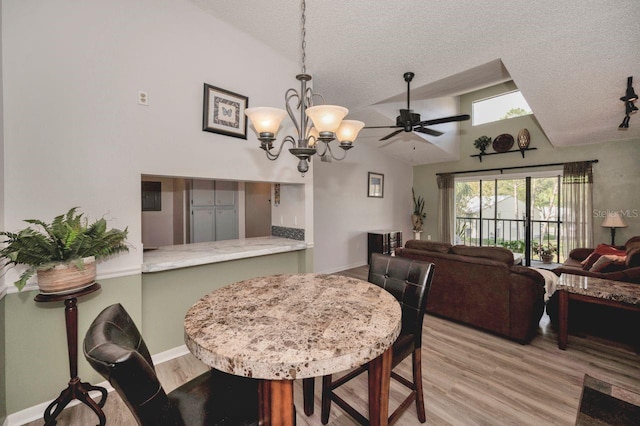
[215, 207, 238, 241]
[192, 180, 215, 206]
[191, 207, 214, 243]
[215, 181, 236, 206]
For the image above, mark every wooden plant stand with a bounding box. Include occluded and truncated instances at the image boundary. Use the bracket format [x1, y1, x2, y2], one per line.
[35, 283, 107, 426]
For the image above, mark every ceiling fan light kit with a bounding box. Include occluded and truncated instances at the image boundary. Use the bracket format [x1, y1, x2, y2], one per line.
[618, 76, 638, 130]
[244, 0, 363, 175]
[363, 72, 470, 144]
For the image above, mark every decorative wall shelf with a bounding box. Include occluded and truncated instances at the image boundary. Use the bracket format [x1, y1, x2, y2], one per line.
[470, 147, 537, 162]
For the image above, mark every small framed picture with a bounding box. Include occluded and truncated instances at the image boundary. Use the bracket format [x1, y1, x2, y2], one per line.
[202, 83, 248, 139]
[368, 172, 384, 198]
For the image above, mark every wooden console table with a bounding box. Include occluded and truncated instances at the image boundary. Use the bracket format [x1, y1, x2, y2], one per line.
[35, 283, 107, 426]
[556, 274, 640, 350]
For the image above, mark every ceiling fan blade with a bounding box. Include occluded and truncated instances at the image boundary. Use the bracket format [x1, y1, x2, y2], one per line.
[379, 129, 403, 141]
[414, 127, 444, 137]
[418, 114, 470, 126]
[363, 125, 401, 129]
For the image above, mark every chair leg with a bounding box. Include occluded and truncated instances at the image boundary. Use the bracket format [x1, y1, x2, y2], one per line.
[413, 348, 426, 423]
[303, 378, 315, 416]
[321, 375, 332, 425]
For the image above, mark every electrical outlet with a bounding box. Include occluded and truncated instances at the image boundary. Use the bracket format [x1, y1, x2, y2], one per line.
[138, 90, 149, 106]
[427, 235, 432, 240]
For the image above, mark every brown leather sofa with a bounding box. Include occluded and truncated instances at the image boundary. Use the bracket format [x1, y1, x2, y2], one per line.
[395, 240, 545, 344]
[551, 236, 640, 284]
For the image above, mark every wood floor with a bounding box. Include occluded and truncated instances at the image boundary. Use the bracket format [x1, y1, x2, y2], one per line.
[24, 266, 640, 425]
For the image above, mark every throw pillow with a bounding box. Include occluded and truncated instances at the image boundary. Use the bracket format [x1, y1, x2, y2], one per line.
[581, 244, 626, 270]
[581, 252, 602, 270]
[590, 255, 627, 273]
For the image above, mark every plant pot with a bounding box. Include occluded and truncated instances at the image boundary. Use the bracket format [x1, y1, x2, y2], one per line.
[541, 254, 554, 264]
[413, 231, 422, 240]
[36, 256, 97, 294]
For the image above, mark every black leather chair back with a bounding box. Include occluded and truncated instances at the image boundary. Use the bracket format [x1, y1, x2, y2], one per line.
[368, 253, 435, 348]
[84, 303, 184, 425]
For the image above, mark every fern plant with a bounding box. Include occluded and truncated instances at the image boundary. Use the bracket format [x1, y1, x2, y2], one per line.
[0, 207, 128, 290]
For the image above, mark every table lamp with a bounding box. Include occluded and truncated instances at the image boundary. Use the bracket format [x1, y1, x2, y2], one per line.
[601, 211, 627, 245]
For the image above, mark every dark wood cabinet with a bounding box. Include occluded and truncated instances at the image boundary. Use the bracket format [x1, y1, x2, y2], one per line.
[367, 230, 402, 264]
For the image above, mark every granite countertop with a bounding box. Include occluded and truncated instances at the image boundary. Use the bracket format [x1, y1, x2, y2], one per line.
[557, 273, 640, 305]
[142, 236, 307, 273]
[184, 273, 401, 380]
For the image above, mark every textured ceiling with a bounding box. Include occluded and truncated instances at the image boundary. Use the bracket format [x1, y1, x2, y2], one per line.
[192, 0, 640, 165]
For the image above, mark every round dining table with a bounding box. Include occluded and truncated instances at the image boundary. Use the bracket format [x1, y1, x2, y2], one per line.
[184, 273, 402, 426]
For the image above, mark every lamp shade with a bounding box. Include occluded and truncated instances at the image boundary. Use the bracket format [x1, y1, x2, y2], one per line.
[245, 107, 287, 134]
[601, 211, 628, 228]
[305, 105, 348, 133]
[336, 120, 365, 143]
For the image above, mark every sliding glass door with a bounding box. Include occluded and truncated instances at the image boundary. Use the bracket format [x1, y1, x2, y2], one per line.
[455, 173, 561, 264]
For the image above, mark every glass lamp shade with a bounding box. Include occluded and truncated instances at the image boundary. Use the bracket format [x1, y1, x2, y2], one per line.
[307, 127, 319, 147]
[305, 105, 348, 133]
[336, 120, 365, 143]
[245, 107, 287, 134]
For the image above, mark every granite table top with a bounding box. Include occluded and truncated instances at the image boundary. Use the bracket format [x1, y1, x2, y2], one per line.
[142, 236, 307, 273]
[557, 273, 640, 305]
[184, 273, 401, 380]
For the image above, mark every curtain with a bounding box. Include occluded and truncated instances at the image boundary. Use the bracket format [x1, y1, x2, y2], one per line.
[561, 161, 593, 259]
[437, 173, 455, 243]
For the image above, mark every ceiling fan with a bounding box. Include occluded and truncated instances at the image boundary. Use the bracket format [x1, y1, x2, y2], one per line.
[364, 72, 470, 144]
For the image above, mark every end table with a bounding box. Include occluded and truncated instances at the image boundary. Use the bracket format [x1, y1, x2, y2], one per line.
[35, 283, 107, 426]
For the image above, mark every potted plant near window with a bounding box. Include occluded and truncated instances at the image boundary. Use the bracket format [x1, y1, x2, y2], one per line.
[535, 243, 557, 264]
[412, 188, 426, 239]
[0, 207, 129, 292]
[474, 135, 492, 155]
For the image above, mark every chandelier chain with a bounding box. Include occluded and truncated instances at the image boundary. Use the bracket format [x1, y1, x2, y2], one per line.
[301, 0, 306, 74]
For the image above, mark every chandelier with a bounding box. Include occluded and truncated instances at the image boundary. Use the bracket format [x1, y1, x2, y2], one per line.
[244, 0, 364, 175]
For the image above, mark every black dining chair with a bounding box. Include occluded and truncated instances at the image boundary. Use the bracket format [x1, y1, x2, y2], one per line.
[83, 303, 259, 426]
[320, 253, 435, 425]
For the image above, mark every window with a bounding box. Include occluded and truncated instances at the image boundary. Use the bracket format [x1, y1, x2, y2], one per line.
[455, 171, 562, 264]
[472, 90, 532, 126]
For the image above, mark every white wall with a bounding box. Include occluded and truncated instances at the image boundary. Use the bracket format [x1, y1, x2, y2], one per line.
[313, 146, 414, 273]
[1, 0, 309, 291]
[273, 183, 306, 228]
[141, 176, 175, 248]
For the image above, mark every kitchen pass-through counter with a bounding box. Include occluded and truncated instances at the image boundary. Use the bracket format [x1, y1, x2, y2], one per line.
[142, 236, 308, 273]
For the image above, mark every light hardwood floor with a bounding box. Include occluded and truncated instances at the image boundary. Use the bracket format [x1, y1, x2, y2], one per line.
[25, 266, 640, 425]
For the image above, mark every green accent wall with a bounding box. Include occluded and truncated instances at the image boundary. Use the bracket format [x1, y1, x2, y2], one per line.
[142, 250, 310, 352]
[0, 297, 6, 424]
[1, 248, 311, 416]
[3, 275, 142, 414]
[413, 82, 640, 244]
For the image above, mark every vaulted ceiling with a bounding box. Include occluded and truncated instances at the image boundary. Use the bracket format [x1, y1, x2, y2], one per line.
[192, 0, 640, 165]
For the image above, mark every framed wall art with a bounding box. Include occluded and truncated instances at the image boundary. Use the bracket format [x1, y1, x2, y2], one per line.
[368, 172, 384, 198]
[202, 83, 248, 139]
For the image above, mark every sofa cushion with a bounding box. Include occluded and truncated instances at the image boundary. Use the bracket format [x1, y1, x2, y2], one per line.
[450, 245, 514, 266]
[404, 240, 452, 253]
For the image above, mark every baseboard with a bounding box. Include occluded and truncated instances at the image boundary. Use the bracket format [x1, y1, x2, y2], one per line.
[4, 345, 189, 426]
[316, 261, 367, 274]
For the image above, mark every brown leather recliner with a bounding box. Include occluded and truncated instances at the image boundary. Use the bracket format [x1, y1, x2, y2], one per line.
[83, 303, 259, 426]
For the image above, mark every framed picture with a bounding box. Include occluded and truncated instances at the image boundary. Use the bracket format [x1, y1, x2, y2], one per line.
[368, 172, 384, 198]
[202, 83, 248, 139]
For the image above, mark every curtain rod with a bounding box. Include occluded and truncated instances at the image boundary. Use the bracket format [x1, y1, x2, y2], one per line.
[435, 159, 599, 176]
